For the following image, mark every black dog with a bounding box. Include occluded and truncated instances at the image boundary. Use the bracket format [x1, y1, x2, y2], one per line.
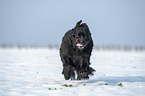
[60, 20, 95, 80]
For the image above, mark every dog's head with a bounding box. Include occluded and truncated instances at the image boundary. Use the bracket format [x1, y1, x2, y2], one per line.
[71, 20, 91, 50]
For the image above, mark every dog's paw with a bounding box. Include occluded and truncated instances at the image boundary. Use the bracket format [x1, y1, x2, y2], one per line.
[81, 71, 89, 78]
[77, 70, 89, 80]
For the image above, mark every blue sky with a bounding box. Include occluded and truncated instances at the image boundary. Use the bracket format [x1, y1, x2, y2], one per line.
[0, 0, 145, 46]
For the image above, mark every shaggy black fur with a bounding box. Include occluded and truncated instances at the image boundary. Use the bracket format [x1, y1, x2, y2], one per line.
[60, 20, 95, 80]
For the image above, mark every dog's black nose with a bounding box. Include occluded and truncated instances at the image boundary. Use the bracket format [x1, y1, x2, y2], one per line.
[77, 39, 83, 43]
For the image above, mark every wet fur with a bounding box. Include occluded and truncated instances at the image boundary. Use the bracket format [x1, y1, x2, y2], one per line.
[60, 20, 95, 80]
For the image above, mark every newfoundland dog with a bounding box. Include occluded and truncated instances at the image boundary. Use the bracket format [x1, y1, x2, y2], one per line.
[60, 20, 95, 80]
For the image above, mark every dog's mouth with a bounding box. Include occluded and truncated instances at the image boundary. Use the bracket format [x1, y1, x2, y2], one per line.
[76, 43, 84, 49]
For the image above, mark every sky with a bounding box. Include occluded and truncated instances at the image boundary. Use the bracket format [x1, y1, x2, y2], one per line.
[0, 0, 145, 46]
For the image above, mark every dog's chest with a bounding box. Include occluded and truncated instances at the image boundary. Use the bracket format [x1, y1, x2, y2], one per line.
[71, 55, 83, 66]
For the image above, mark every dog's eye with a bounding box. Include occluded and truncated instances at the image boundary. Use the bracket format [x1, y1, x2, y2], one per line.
[77, 33, 81, 37]
[73, 35, 75, 38]
[83, 34, 85, 38]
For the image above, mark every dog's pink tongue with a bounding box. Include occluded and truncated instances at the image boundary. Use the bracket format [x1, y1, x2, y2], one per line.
[77, 43, 83, 47]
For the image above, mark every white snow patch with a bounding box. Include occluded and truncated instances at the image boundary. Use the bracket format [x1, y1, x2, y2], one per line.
[0, 48, 145, 96]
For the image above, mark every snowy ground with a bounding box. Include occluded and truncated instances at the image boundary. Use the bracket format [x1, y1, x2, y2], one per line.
[0, 48, 145, 96]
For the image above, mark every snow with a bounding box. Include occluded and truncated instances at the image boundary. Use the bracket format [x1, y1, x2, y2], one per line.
[0, 48, 145, 96]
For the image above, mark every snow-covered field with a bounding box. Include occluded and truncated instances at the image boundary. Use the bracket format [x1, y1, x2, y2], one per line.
[0, 48, 145, 96]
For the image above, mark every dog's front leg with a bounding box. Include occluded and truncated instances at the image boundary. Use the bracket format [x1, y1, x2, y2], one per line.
[61, 55, 75, 80]
[77, 57, 90, 80]
[77, 57, 89, 79]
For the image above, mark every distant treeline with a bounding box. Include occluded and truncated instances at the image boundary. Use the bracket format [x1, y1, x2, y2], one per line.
[0, 44, 145, 52]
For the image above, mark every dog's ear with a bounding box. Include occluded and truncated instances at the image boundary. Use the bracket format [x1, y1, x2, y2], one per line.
[80, 23, 92, 36]
[80, 23, 86, 27]
[75, 20, 82, 28]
